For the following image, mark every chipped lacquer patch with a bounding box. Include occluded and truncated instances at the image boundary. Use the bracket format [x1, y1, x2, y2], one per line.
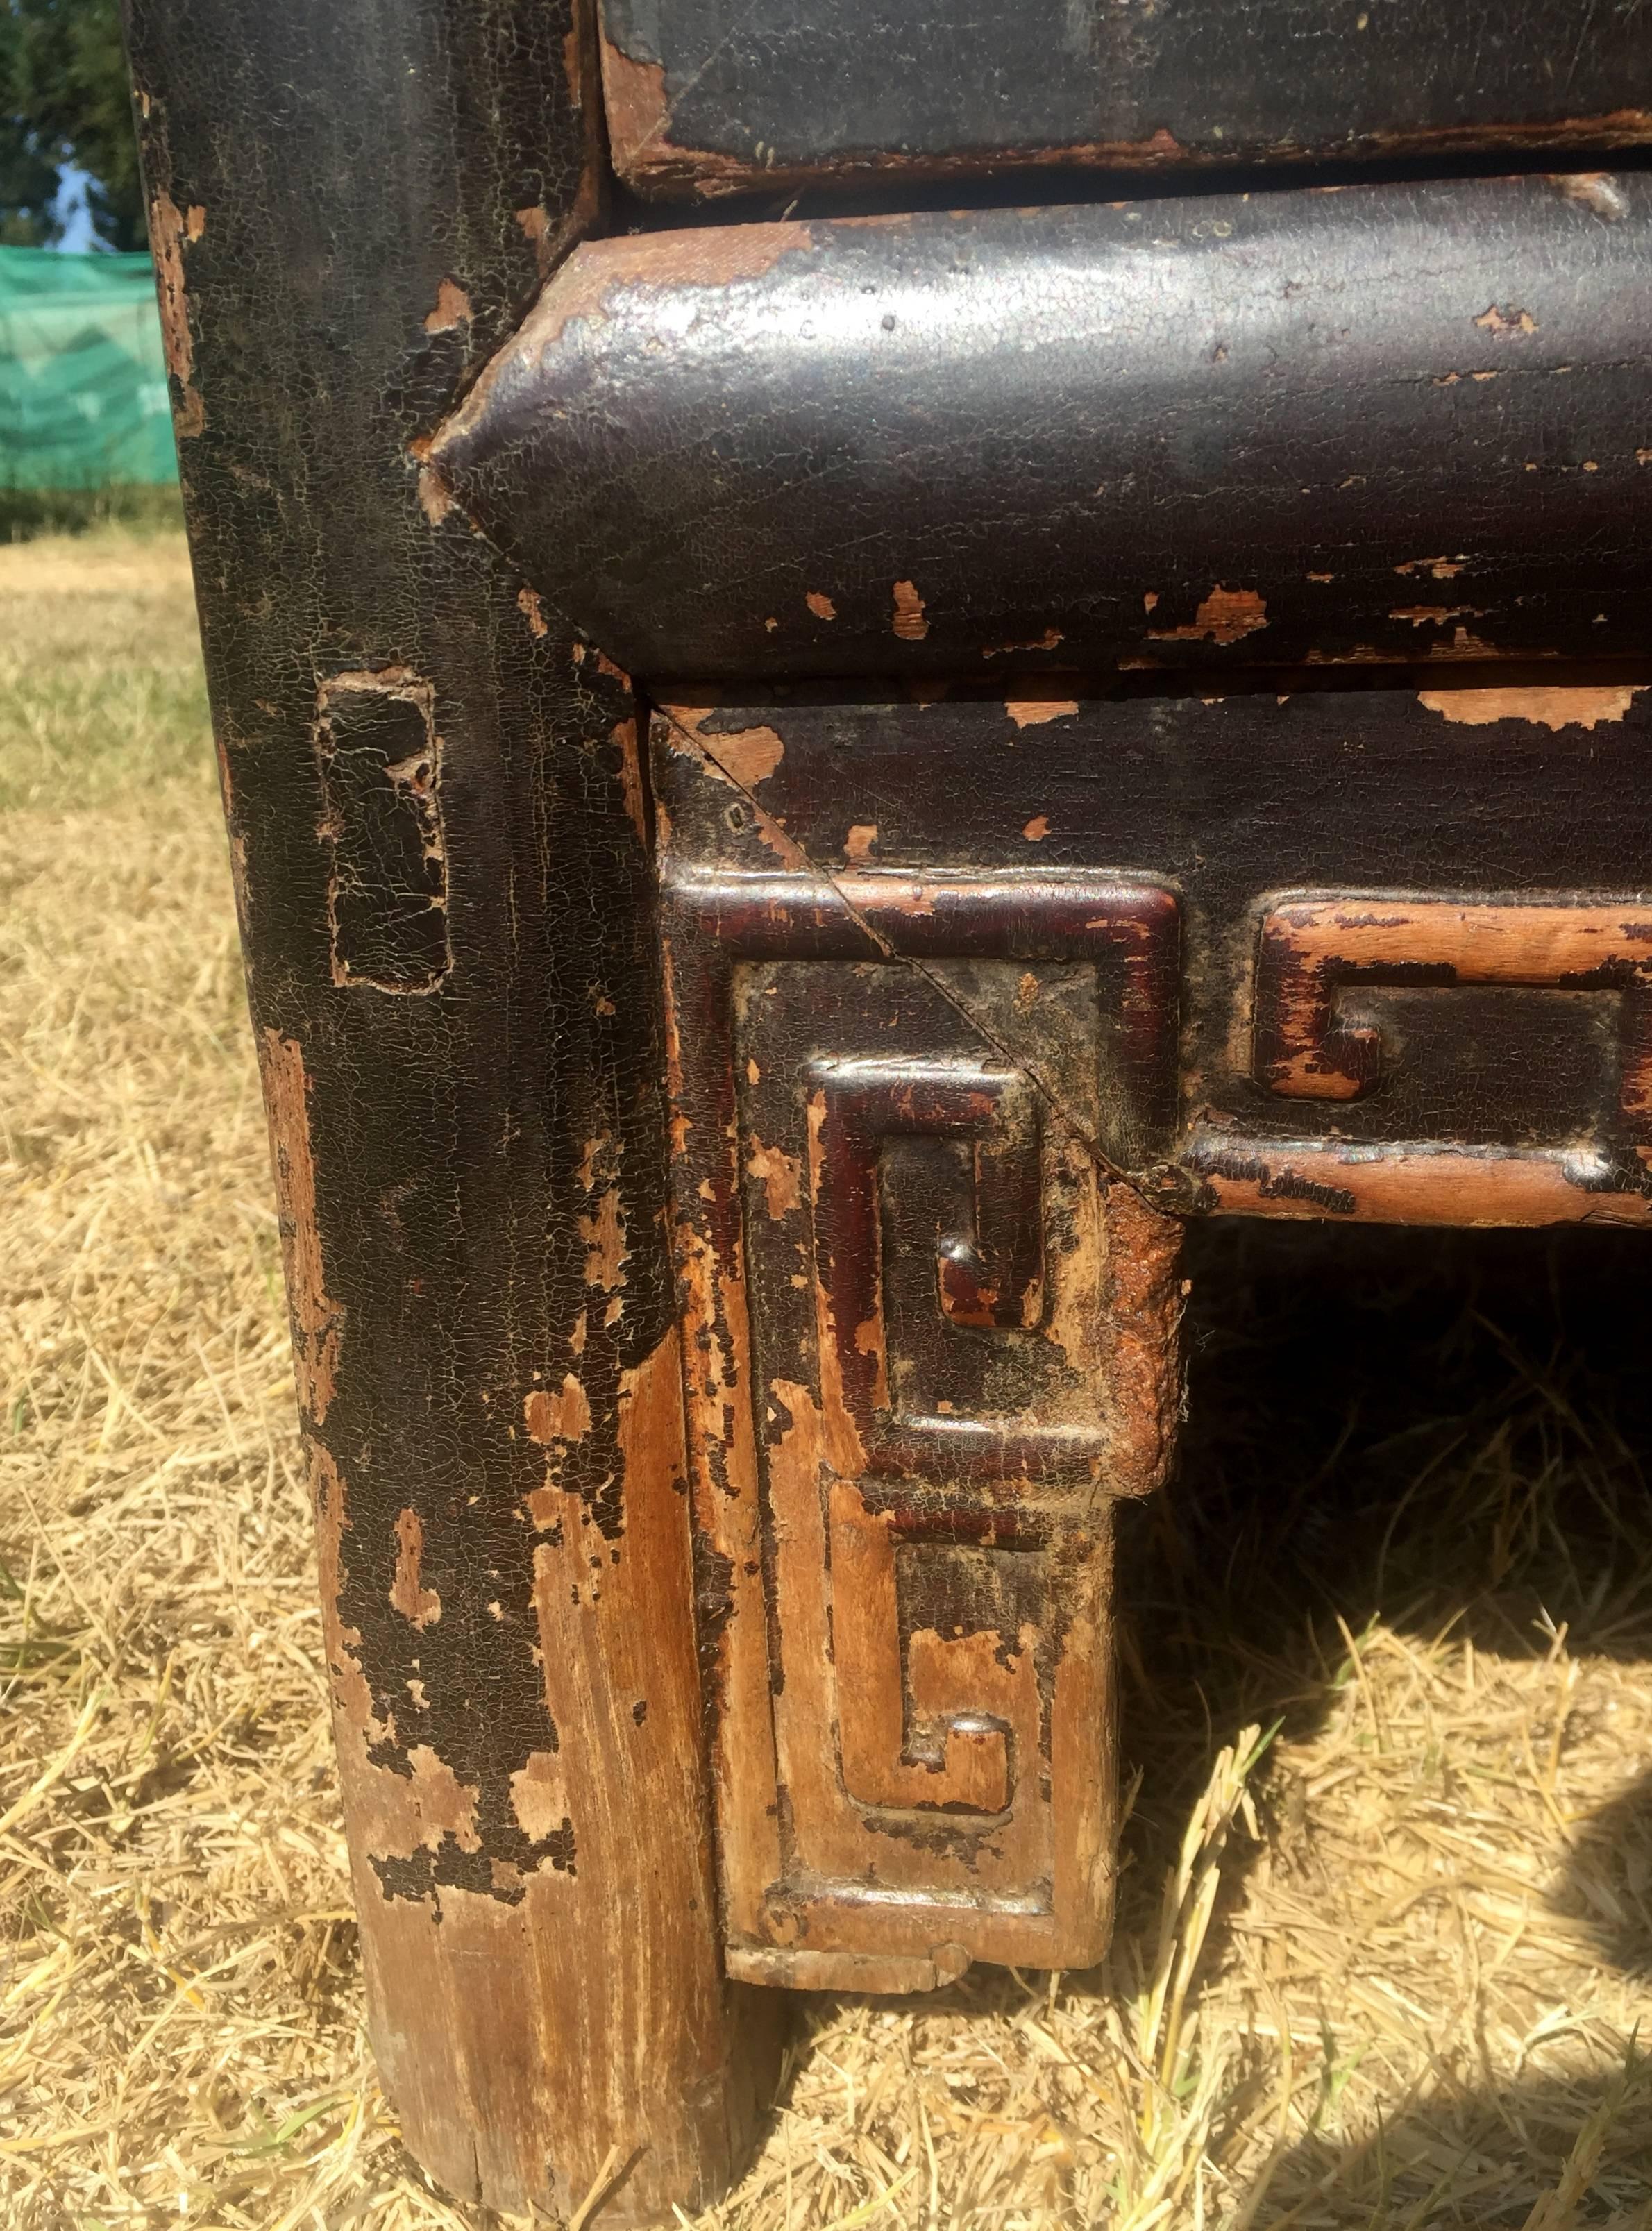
[313, 670, 450, 995]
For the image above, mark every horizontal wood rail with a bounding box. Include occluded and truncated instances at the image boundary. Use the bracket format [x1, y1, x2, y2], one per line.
[432, 175, 1652, 679]
[597, 0, 1652, 199]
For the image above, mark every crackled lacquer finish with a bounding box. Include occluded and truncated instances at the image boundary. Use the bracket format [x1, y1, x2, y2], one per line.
[122, 1, 779, 2219]
[598, 0, 1652, 195]
[653, 687, 1652, 1230]
[122, 0, 1652, 2211]
[652, 716, 1185, 1984]
[431, 176, 1652, 680]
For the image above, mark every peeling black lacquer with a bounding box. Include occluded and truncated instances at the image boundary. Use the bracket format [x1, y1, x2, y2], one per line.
[691, 1524, 739, 1744]
[660, 686, 1652, 1171]
[1192, 1154, 1361, 1218]
[599, 0, 1652, 196]
[432, 178, 1652, 680]
[127, 0, 616, 1901]
[119, 0, 1652, 2201]
[370, 1813, 580, 1904]
[121, 0, 775, 2219]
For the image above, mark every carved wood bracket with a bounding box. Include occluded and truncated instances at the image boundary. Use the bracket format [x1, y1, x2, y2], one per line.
[657, 856, 1185, 1987]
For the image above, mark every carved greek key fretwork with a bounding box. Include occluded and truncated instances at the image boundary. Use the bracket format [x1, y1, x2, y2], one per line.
[807, 1056, 1111, 1486]
[829, 1484, 1029, 1817]
[659, 866, 1185, 1985]
[1186, 893, 1652, 1227]
[1255, 896, 1652, 1133]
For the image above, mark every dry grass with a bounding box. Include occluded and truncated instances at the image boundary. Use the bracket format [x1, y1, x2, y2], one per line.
[5, 531, 1652, 2230]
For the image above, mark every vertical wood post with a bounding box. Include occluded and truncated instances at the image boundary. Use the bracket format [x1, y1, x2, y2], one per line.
[121, 1, 780, 2214]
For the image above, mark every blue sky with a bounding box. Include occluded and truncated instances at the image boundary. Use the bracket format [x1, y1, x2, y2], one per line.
[54, 165, 98, 252]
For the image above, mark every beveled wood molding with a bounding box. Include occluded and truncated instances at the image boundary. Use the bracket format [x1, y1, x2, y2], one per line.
[429, 176, 1652, 681]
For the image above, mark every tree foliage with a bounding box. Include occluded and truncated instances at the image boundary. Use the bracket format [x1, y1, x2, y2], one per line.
[0, 6, 61, 244]
[1, 0, 144, 251]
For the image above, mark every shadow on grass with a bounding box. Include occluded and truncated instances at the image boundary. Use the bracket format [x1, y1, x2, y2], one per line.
[752, 1223, 1652, 2226]
[1115, 1220, 1652, 2226]
[1127, 1220, 1652, 1778]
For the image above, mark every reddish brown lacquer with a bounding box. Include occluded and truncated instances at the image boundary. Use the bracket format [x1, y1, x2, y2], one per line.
[655, 761, 1185, 1987]
[1192, 895, 1652, 1227]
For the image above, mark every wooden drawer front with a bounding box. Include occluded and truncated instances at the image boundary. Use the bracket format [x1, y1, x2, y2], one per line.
[599, 0, 1652, 198]
[659, 868, 1183, 1984]
[652, 687, 1652, 1231]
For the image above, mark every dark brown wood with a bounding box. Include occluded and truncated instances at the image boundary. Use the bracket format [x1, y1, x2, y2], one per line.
[430, 177, 1652, 680]
[598, 0, 1652, 197]
[119, 0, 1652, 2205]
[655, 725, 1185, 1982]
[122, 1, 782, 2218]
[652, 682, 1652, 1229]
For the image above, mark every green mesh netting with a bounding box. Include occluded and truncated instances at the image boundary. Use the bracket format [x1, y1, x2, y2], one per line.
[0, 244, 178, 489]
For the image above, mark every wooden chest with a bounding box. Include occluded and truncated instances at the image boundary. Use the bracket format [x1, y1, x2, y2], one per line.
[125, 0, 1652, 2215]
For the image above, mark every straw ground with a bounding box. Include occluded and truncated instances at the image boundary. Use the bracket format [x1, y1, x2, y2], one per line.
[4, 530, 1652, 2229]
